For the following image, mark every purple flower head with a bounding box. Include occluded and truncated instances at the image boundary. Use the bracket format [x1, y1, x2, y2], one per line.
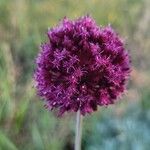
[34, 16, 131, 116]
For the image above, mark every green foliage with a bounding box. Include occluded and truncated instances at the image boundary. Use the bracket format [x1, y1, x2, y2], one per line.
[31, 124, 45, 150]
[84, 102, 150, 150]
[0, 131, 18, 150]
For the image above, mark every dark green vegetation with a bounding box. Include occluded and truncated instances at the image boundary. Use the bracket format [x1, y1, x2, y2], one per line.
[0, 0, 150, 149]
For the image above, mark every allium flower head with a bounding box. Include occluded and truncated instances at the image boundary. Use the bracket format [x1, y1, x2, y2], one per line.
[34, 16, 131, 116]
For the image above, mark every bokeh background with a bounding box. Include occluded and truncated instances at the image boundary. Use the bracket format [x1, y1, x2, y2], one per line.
[0, 0, 150, 149]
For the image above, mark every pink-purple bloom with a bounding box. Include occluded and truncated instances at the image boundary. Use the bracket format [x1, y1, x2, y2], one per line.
[34, 16, 131, 116]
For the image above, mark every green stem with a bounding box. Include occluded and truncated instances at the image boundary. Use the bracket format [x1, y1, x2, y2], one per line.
[75, 110, 83, 150]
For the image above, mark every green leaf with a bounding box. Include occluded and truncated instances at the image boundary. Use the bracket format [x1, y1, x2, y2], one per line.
[31, 124, 45, 150]
[0, 131, 18, 150]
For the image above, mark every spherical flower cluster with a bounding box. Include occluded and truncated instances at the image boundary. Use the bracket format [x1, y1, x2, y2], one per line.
[34, 16, 130, 116]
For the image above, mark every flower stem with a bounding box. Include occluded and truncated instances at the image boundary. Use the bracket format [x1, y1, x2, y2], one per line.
[75, 110, 83, 150]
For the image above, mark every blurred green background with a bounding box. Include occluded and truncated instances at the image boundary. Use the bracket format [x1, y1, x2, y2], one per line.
[0, 0, 150, 150]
